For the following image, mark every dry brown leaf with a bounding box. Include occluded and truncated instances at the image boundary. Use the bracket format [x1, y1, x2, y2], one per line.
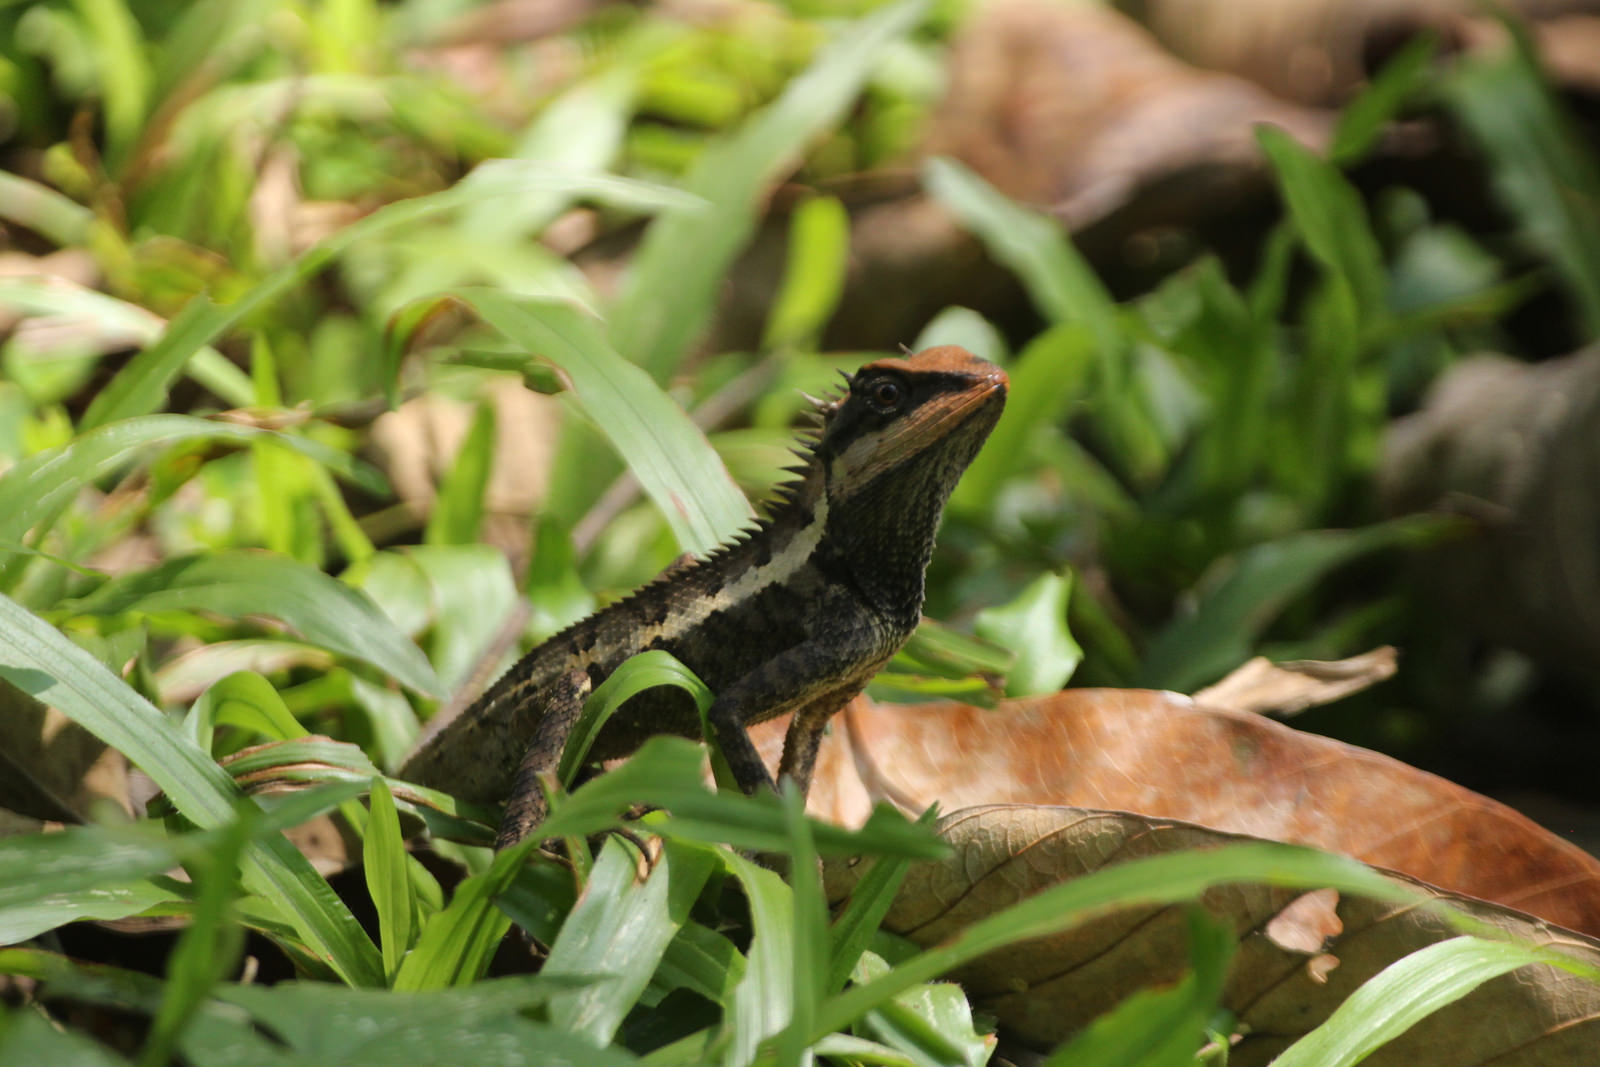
[752, 689, 1600, 935]
[1194, 646, 1398, 715]
[823, 804, 1600, 1062]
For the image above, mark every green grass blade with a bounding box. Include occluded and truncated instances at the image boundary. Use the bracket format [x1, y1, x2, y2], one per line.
[827, 831, 926, 996]
[1045, 909, 1233, 1067]
[0, 415, 383, 566]
[453, 289, 751, 555]
[1256, 126, 1387, 327]
[140, 813, 250, 1067]
[1270, 936, 1570, 1067]
[365, 778, 415, 983]
[558, 649, 714, 787]
[65, 162, 698, 428]
[721, 852, 797, 1067]
[0, 172, 93, 246]
[544, 837, 717, 1045]
[773, 784, 828, 1065]
[73, 0, 151, 168]
[1137, 517, 1447, 691]
[947, 323, 1095, 515]
[609, 0, 927, 380]
[1330, 34, 1437, 164]
[71, 551, 440, 697]
[923, 157, 1119, 347]
[0, 593, 383, 987]
[80, 294, 229, 430]
[1443, 27, 1600, 335]
[423, 398, 495, 547]
[762, 195, 851, 352]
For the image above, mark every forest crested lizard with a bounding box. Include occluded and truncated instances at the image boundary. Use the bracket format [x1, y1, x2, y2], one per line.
[400, 345, 1008, 848]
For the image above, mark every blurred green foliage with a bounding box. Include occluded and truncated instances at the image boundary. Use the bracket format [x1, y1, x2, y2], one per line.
[2, 0, 1599, 1061]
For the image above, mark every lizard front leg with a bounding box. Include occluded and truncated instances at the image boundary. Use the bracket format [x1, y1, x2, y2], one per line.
[707, 627, 887, 801]
[495, 667, 590, 850]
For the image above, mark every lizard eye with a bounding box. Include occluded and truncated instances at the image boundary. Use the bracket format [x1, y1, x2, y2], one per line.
[866, 378, 904, 413]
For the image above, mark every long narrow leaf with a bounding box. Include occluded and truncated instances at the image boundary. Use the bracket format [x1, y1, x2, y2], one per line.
[0, 594, 383, 987]
[454, 290, 751, 555]
[1270, 936, 1569, 1067]
[71, 551, 440, 697]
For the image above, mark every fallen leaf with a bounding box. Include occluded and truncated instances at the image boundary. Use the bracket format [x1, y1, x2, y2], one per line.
[753, 688, 1600, 935]
[823, 803, 1600, 1061]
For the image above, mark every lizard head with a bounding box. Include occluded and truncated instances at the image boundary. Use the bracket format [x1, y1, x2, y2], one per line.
[814, 344, 1008, 506]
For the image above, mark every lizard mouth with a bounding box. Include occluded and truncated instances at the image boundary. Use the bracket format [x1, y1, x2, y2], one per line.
[836, 364, 1008, 486]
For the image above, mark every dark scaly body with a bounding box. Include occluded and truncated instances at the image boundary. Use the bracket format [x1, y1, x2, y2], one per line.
[400, 345, 1008, 846]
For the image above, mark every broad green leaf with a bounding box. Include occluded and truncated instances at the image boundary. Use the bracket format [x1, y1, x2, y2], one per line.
[71, 551, 440, 697]
[1046, 909, 1233, 1067]
[0, 827, 191, 943]
[762, 195, 851, 352]
[544, 837, 716, 1045]
[1138, 517, 1446, 691]
[423, 399, 495, 547]
[0, 875, 185, 946]
[453, 290, 751, 555]
[0, 594, 383, 987]
[811, 843, 1427, 1043]
[365, 778, 414, 983]
[609, 0, 927, 380]
[1271, 936, 1573, 1067]
[975, 571, 1082, 697]
[1444, 28, 1600, 335]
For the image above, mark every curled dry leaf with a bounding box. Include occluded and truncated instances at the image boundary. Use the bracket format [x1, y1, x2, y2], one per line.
[1194, 645, 1398, 716]
[752, 688, 1600, 934]
[822, 804, 1600, 1062]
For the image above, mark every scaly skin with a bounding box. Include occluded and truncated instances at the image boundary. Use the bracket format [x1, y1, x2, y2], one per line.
[400, 345, 1008, 847]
